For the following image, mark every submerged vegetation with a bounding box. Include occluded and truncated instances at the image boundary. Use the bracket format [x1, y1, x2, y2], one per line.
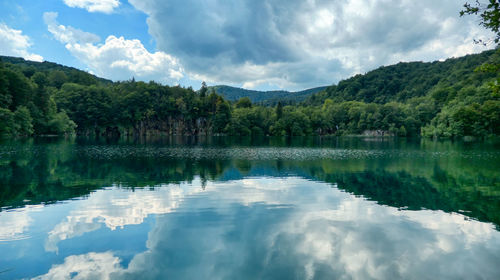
[0, 48, 499, 138]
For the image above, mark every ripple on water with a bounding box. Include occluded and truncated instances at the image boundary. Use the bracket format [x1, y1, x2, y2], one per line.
[73, 145, 500, 161]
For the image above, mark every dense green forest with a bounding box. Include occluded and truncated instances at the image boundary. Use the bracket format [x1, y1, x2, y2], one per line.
[212, 85, 327, 105]
[1, 137, 498, 228]
[1, 48, 499, 138]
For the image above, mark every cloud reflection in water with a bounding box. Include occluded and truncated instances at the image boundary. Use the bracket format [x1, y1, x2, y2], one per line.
[34, 177, 500, 280]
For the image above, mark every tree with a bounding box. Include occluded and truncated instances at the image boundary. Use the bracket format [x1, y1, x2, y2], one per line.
[6, 69, 32, 110]
[47, 111, 76, 134]
[461, 0, 500, 44]
[48, 70, 68, 89]
[0, 68, 12, 108]
[0, 108, 15, 136]
[275, 101, 283, 120]
[235, 97, 252, 108]
[14, 106, 34, 135]
[199, 81, 208, 97]
[213, 97, 231, 133]
[461, 1, 500, 93]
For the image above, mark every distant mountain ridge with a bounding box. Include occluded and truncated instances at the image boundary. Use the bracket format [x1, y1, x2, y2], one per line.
[305, 49, 499, 105]
[211, 85, 327, 105]
[1, 49, 499, 138]
[0, 56, 112, 85]
[2, 56, 325, 105]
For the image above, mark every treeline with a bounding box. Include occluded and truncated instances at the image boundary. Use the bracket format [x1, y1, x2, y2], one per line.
[0, 57, 233, 136]
[212, 85, 327, 105]
[305, 49, 500, 137]
[1, 49, 499, 138]
[1, 137, 499, 227]
[229, 49, 500, 137]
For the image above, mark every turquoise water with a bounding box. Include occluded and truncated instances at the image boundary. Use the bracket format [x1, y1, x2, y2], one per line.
[0, 137, 499, 279]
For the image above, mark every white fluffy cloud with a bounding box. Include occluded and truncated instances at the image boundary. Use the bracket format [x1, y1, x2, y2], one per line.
[129, 0, 493, 90]
[63, 0, 120, 14]
[44, 12, 100, 44]
[0, 23, 43, 62]
[35, 252, 124, 280]
[34, 177, 500, 279]
[43, 12, 184, 83]
[45, 185, 195, 252]
[0, 205, 43, 242]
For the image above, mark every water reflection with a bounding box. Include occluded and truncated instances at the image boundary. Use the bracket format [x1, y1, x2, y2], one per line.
[45, 184, 200, 253]
[1, 137, 498, 227]
[0, 206, 42, 242]
[0, 137, 499, 279]
[31, 177, 500, 280]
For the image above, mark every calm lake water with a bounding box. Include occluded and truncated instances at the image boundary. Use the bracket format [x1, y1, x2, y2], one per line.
[0, 136, 499, 279]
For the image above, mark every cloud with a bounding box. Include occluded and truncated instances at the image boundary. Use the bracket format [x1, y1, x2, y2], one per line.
[43, 12, 100, 44]
[113, 178, 500, 279]
[45, 184, 201, 252]
[34, 177, 500, 279]
[63, 0, 120, 14]
[43, 12, 184, 83]
[129, 0, 493, 90]
[34, 252, 124, 280]
[0, 205, 43, 242]
[0, 23, 43, 62]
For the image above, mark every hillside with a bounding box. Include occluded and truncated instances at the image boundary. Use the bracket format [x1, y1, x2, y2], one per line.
[212, 85, 327, 105]
[0, 56, 112, 85]
[306, 49, 498, 105]
[1, 49, 499, 138]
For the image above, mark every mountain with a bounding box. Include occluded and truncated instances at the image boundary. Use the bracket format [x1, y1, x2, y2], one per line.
[0, 56, 112, 85]
[211, 85, 327, 105]
[1, 49, 498, 138]
[306, 49, 499, 105]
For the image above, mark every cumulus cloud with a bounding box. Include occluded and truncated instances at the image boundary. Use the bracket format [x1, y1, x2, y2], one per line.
[129, 0, 493, 90]
[45, 183, 203, 252]
[44, 12, 100, 44]
[111, 178, 500, 279]
[43, 12, 184, 83]
[0, 205, 43, 241]
[34, 177, 500, 279]
[0, 23, 43, 62]
[35, 252, 124, 280]
[63, 0, 120, 14]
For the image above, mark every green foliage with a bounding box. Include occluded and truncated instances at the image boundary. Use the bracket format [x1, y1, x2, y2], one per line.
[0, 108, 15, 136]
[199, 81, 208, 97]
[235, 97, 252, 108]
[422, 99, 500, 137]
[213, 97, 231, 133]
[1, 138, 498, 228]
[0, 56, 95, 137]
[227, 106, 271, 136]
[275, 101, 283, 120]
[48, 70, 68, 89]
[13, 106, 33, 135]
[461, 0, 500, 44]
[306, 50, 496, 106]
[47, 111, 76, 134]
[303, 49, 499, 138]
[0, 49, 499, 138]
[213, 85, 327, 105]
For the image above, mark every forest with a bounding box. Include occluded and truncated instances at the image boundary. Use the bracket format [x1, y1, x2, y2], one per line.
[212, 85, 327, 105]
[0, 48, 499, 138]
[1, 137, 498, 228]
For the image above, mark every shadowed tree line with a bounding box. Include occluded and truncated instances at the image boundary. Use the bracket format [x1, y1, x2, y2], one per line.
[1, 47, 499, 138]
[1, 138, 498, 228]
[2, 2, 500, 138]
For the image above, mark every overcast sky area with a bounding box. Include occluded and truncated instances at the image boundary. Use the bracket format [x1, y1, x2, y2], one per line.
[0, 0, 494, 91]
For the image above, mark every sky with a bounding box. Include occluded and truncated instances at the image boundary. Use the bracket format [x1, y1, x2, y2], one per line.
[0, 0, 494, 91]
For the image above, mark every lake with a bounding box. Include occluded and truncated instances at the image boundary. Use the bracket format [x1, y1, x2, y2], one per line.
[0, 136, 499, 279]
